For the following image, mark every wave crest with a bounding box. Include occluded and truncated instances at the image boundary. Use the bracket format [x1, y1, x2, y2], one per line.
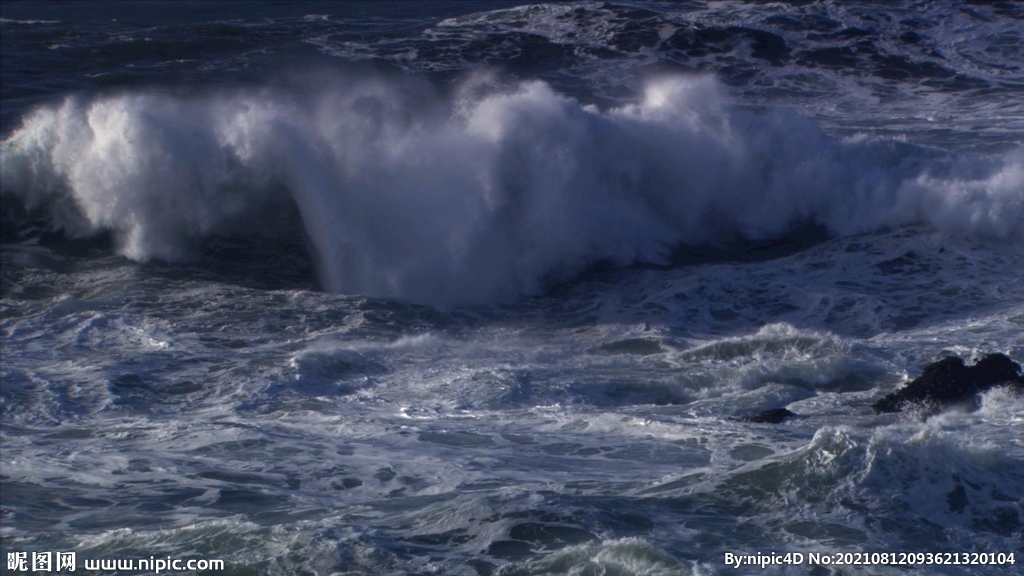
[2, 73, 1021, 305]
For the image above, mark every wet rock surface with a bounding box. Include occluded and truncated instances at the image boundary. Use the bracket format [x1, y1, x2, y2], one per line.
[873, 353, 1023, 414]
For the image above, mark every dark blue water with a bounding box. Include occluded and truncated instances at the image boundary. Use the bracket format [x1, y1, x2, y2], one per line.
[2, 2, 1022, 574]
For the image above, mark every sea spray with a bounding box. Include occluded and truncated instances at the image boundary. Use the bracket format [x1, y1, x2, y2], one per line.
[3, 74, 1021, 305]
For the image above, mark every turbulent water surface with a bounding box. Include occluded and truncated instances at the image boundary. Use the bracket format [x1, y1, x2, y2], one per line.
[2, 1, 1023, 574]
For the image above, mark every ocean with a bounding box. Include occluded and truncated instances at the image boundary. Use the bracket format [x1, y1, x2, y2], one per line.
[1, 1, 1022, 574]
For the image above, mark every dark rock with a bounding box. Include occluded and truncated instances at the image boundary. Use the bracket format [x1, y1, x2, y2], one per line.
[738, 408, 796, 424]
[872, 353, 1023, 414]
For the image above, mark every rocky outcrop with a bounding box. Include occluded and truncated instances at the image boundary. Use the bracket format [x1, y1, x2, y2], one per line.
[872, 353, 1024, 414]
[736, 354, 1021, 423]
[734, 354, 1021, 424]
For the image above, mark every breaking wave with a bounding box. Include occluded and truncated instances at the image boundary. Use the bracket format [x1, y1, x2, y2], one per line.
[2, 73, 1021, 305]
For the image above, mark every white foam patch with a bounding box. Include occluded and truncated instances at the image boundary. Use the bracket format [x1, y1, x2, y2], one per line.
[497, 537, 709, 576]
[975, 386, 1024, 423]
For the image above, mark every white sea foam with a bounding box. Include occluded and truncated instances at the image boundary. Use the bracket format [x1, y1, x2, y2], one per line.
[2, 74, 1021, 305]
[0, 18, 60, 25]
[497, 537, 710, 576]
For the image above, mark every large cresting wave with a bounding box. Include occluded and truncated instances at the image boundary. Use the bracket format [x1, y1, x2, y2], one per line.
[2, 73, 1021, 305]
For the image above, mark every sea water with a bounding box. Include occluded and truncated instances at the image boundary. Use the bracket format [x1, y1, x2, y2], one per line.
[1, 2, 1022, 574]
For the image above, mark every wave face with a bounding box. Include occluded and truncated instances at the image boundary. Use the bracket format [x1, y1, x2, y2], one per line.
[2, 74, 1022, 305]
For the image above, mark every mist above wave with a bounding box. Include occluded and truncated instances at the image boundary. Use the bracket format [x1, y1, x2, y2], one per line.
[2, 72, 1021, 305]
